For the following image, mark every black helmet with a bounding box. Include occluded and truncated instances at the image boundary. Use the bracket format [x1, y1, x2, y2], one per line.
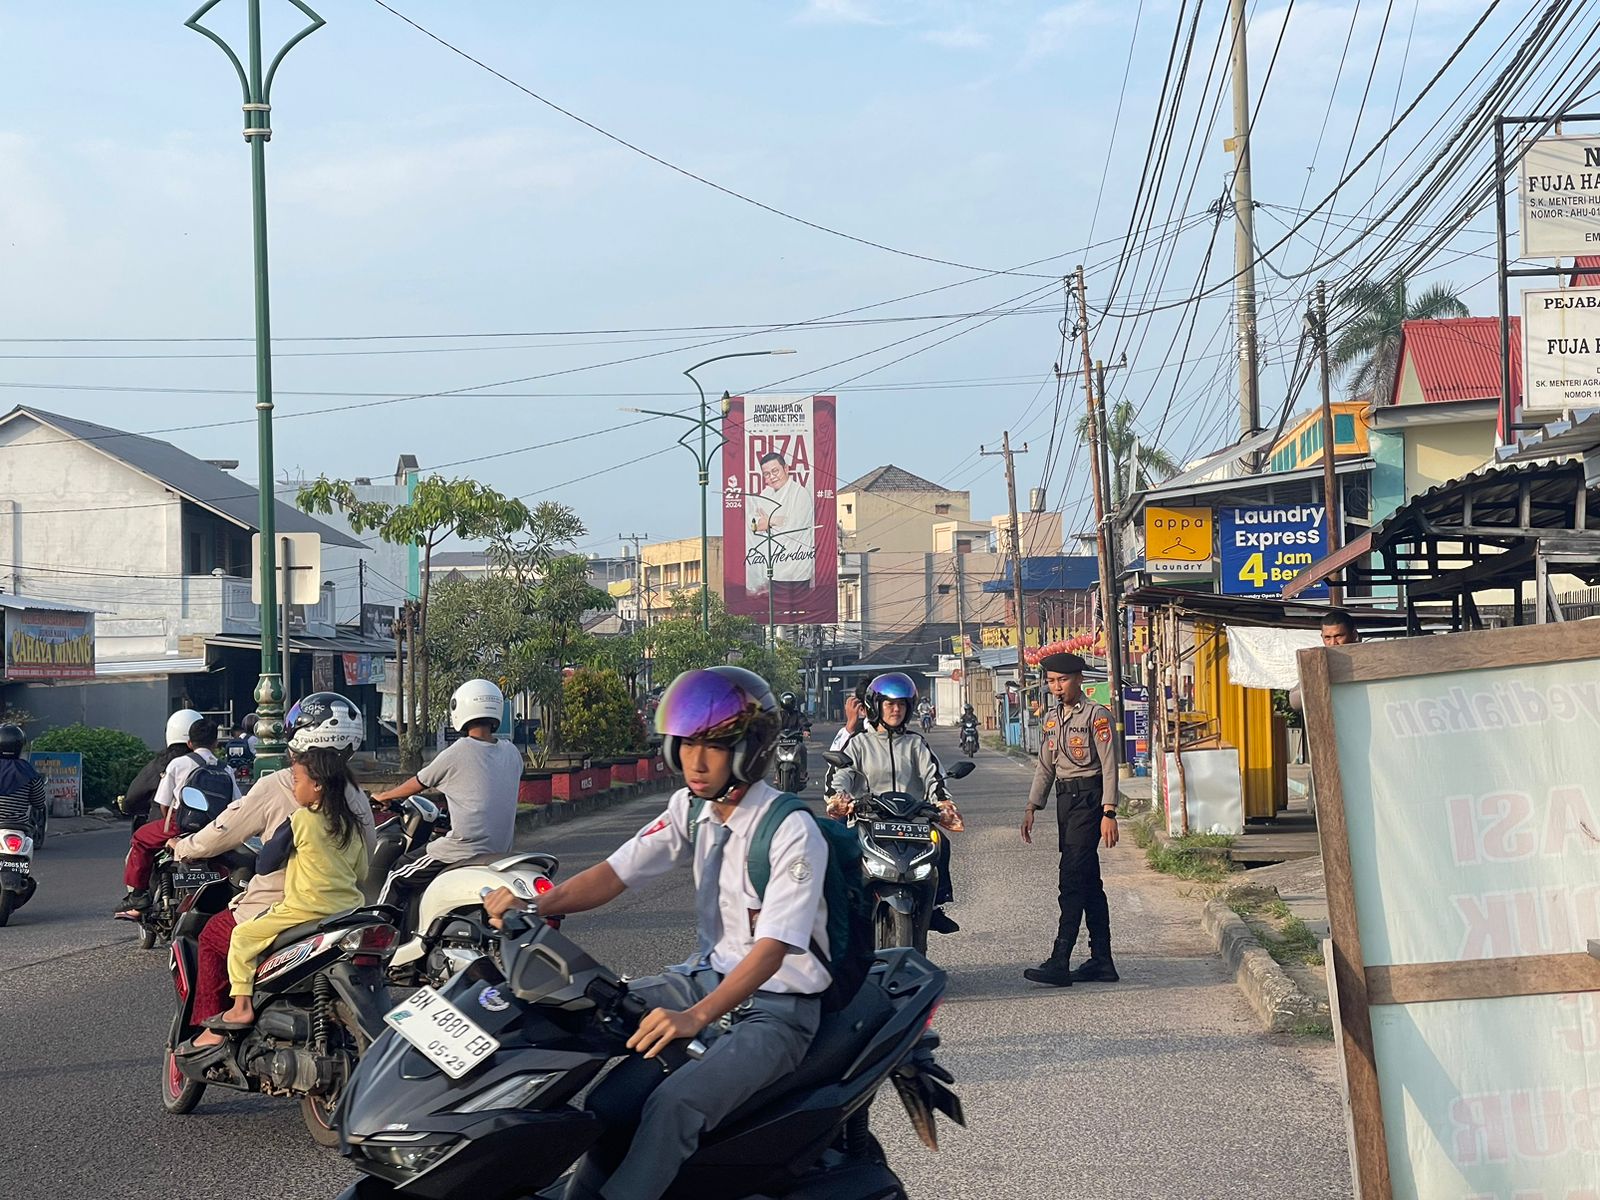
[0, 723, 23, 759]
[963, 703, 975, 714]
[654, 667, 781, 793]
[779, 691, 798, 712]
[865, 672, 918, 728]
[285, 692, 364, 756]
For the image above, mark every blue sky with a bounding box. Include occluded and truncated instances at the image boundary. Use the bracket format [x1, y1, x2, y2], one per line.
[0, 0, 1526, 562]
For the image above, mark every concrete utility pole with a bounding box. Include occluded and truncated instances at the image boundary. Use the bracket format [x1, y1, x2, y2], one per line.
[1095, 362, 1128, 765]
[954, 548, 969, 711]
[1229, 0, 1262, 447]
[1073, 268, 1121, 689]
[1311, 283, 1344, 605]
[982, 434, 1030, 745]
[618, 533, 649, 629]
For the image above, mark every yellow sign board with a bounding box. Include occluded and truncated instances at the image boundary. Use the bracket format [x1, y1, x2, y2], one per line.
[1144, 506, 1213, 574]
[980, 625, 1044, 650]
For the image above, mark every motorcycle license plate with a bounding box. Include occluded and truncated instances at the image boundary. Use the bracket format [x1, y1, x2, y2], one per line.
[385, 986, 500, 1079]
[872, 820, 932, 841]
[0, 859, 28, 878]
[172, 868, 216, 889]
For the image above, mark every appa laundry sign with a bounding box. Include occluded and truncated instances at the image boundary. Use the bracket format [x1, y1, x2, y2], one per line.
[1219, 505, 1328, 599]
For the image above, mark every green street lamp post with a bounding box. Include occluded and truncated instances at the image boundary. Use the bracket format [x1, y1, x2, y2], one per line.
[623, 348, 794, 632]
[186, 0, 324, 777]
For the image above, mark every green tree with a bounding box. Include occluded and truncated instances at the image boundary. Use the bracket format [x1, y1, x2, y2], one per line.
[30, 725, 150, 810]
[558, 668, 644, 757]
[1332, 276, 1469, 402]
[297, 475, 533, 766]
[641, 594, 803, 697]
[1076, 398, 1179, 505]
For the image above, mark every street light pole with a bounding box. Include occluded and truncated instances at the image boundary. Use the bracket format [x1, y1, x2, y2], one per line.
[186, 0, 323, 778]
[624, 349, 794, 633]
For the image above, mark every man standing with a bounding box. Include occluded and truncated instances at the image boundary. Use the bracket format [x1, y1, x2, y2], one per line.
[1020, 652, 1120, 987]
[748, 451, 815, 595]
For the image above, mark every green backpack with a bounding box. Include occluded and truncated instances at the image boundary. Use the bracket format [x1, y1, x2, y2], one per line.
[687, 793, 873, 1012]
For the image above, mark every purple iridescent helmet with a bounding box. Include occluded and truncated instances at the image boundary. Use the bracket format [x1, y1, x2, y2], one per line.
[864, 671, 918, 728]
[654, 667, 781, 787]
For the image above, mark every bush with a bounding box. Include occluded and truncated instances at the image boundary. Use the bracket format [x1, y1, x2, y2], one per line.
[559, 669, 644, 758]
[30, 724, 153, 810]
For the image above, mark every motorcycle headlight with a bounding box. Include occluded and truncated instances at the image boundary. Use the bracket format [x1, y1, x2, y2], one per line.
[454, 1071, 557, 1113]
[864, 857, 897, 880]
[358, 1137, 459, 1176]
[910, 862, 935, 880]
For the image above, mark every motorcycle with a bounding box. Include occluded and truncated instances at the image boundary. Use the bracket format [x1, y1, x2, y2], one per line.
[129, 785, 250, 951]
[959, 724, 979, 756]
[163, 877, 403, 1145]
[919, 710, 933, 732]
[370, 792, 559, 988]
[0, 825, 37, 926]
[823, 752, 974, 955]
[334, 913, 964, 1200]
[773, 729, 809, 793]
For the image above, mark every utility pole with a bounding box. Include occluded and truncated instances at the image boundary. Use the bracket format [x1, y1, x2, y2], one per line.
[1095, 362, 1128, 769]
[1311, 282, 1344, 605]
[1074, 269, 1120, 691]
[954, 547, 969, 712]
[982, 434, 1030, 746]
[618, 533, 649, 629]
[357, 558, 366, 613]
[1229, 0, 1262, 446]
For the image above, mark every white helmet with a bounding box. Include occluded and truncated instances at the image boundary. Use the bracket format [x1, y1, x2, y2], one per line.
[286, 692, 364, 754]
[165, 709, 206, 748]
[451, 678, 504, 733]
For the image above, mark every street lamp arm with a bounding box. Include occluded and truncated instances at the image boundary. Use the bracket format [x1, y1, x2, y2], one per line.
[185, 1, 251, 101]
[264, 0, 326, 101]
[621, 406, 698, 423]
[682, 348, 796, 380]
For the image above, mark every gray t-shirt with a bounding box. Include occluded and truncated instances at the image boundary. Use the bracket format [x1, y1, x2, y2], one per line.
[416, 735, 523, 863]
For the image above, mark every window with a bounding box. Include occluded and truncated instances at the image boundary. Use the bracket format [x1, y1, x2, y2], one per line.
[1334, 413, 1356, 444]
[844, 503, 853, 515]
[937, 583, 952, 595]
[934, 503, 951, 515]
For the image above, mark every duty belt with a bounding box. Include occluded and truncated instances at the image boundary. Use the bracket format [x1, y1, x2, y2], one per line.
[1055, 776, 1103, 794]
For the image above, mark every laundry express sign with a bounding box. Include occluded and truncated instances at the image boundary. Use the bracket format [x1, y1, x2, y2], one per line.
[1219, 505, 1328, 599]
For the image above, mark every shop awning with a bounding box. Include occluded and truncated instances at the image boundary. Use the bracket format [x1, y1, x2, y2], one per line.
[207, 631, 394, 656]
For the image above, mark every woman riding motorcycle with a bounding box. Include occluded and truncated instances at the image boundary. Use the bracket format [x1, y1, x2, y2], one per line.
[828, 672, 963, 934]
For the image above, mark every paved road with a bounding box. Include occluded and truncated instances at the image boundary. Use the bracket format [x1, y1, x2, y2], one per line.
[0, 736, 1351, 1198]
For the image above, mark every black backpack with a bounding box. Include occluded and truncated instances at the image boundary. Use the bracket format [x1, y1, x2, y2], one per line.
[175, 753, 236, 835]
[688, 792, 875, 1012]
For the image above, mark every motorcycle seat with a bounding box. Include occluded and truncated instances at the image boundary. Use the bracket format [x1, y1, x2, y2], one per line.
[264, 907, 388, 954]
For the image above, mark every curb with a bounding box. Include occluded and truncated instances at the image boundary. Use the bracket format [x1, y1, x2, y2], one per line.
[1201, 898, 1323, 1033]
[515, 782, 670, 833]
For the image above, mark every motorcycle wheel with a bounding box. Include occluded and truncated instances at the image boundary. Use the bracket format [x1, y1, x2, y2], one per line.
[300, 1002, 370, 1148]
[0, 891, 13, 927]
[160, 1047, 205, 1114]
[138, 922, 158, 951]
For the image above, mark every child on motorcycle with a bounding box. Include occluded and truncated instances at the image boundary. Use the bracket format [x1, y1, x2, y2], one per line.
[828, 671, 963, 934]
[191, 725, 370, 1046]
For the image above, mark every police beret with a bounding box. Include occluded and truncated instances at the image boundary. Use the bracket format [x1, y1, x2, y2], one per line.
[1039, 652, 1086, 676]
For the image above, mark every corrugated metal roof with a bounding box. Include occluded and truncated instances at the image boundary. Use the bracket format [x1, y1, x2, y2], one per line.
[0, 594, 94, 614]
[980, 555, 1099, 594]
[1393, 318, 1521, 406]
[1572, 255, 1600, 288]
[1, 406, 363, 549]
[94, 655, 209, 677]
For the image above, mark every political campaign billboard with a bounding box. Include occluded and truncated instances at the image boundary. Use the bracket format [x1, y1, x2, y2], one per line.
[1218, 504, 1329, 600]
[722, 395, 838, 624]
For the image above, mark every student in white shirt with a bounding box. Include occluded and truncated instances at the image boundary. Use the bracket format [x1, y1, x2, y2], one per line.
[486, 666, 827, 1200]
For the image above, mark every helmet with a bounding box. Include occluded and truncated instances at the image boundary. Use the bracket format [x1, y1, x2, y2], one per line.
[450, 678, 505, 733]
[165, 708, 206, 748]
[0, 723, 24, 759]
[286, 692, 364, 755]
[654, 666, 781, 792]
[864, 672, 918, 728]
[780, 691, 798, 712]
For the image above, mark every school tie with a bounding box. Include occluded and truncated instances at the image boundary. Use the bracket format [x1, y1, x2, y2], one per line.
[691, 821, 732, 971]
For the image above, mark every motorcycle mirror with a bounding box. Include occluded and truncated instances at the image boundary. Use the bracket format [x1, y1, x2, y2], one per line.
[179, 786, 211, 810]
[822, 750, 852, 768]
[946, 761, 975, 780]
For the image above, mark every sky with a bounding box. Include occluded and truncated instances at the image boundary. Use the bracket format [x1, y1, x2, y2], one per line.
[0, 0, 1556, 565]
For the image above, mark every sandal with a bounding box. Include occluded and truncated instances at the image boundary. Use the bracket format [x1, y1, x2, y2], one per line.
[200, 1013, 254, 1033]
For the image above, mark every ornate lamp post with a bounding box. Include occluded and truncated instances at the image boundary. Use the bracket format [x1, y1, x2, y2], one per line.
[185, 0, 324, 776]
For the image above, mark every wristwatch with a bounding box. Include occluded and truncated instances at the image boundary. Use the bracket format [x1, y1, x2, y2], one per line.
[1102, 807, 1119, 820]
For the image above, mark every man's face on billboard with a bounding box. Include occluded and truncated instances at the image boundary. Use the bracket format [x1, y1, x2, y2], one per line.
[761, 457, 789, 490]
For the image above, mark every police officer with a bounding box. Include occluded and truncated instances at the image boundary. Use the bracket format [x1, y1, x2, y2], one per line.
[1020, 652, 1120, 986]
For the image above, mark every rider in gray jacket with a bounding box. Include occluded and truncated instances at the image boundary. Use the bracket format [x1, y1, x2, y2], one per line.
[828, 672, 962, 934]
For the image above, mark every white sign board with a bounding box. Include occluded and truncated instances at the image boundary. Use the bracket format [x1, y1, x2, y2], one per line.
[1518, 135, 1600, 258]
[1521, 288, 1600, 416]
[250, 532, 322, 605]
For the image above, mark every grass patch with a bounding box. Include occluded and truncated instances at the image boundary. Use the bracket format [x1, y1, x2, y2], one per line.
[1130, 812, 1160, 850]
[1288, 1020, 1334, 1041]
[1145, 831, 1237, 882]
[1265, 914, 1325, 969]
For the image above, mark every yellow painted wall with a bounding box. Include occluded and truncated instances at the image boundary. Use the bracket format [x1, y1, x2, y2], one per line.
[1191, 621, 1285, 821]
[838, 488, 970, 555]
[1404, 419, 1496, 499]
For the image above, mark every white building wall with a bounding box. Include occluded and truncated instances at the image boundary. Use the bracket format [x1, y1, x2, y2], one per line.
[276, 479, 415, 624]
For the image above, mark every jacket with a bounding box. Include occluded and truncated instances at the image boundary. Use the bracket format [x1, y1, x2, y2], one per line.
[174, 767, 376, 922]
[0, 759, 46, 834]
[831, 725, 948, 805]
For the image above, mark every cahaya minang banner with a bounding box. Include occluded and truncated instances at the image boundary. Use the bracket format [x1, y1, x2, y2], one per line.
[722, 395, 837, 624]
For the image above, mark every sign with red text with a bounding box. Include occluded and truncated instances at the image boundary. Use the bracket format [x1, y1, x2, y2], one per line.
[722, 395, 838, 624]
[1301, 627, 1600, 1200]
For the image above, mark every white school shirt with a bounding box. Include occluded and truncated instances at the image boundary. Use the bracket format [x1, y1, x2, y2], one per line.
[607, 780, 832, 995]
[153, 747, 238, 811]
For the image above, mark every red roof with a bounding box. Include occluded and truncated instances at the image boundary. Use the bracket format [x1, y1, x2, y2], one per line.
[1391, 317, 1521, 406]
[1572, 254, 1600, 287]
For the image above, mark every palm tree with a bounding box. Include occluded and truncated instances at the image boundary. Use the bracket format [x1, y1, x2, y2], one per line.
[1076, 398, 1179, 505]
[1331, 276, 1468, 403]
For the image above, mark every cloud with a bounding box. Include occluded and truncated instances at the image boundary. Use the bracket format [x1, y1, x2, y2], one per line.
[796, 0, 892, 25]
[923, 26, 992, 49]
[1025, 0, 1119, 62]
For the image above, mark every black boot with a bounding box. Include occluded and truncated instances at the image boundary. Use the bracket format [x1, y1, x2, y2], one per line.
[929, 908, 960, 934]
[1070, 956, 1119, 983]
[1024, 941, 1074, 987]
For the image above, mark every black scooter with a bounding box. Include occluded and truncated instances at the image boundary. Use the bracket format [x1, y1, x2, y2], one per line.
[773, 729, 809, 793]
[334, 915, 964, 1199]
[824, 753, 974, 955]
[959, 724, 979, 757]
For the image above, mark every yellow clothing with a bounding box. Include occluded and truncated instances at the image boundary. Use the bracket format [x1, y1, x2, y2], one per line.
[227, 804, 369, 996]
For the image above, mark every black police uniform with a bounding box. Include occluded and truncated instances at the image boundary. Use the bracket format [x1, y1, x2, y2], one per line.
[1025, 656, 1119, 984]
